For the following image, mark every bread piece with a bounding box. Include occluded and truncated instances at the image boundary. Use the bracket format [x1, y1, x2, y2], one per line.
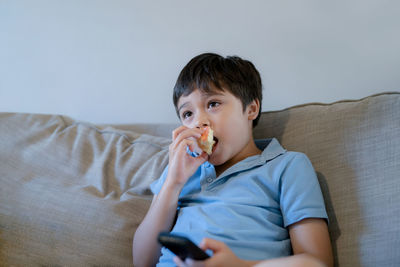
[197, 126, 215, 155]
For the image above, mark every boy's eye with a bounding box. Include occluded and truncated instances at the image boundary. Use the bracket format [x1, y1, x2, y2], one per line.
[182, 111, 192, 120]
[208, 101, 220, 109]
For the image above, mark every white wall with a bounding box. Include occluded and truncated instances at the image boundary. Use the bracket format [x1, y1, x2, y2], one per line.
[1, 0, 399, 124]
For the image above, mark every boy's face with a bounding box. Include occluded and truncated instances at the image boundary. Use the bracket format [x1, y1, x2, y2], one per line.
[177, 87, 259, 166]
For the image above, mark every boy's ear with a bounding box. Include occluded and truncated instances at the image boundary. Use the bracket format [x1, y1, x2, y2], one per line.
[247, 99, 260, 121]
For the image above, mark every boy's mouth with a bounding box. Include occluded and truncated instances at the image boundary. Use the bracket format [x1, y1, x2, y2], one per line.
[212, 136, 219, 153]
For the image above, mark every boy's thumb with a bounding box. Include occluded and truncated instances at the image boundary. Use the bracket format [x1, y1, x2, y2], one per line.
[200, 238, 224, 252]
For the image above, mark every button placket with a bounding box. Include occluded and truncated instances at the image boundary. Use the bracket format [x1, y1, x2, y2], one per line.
[201, 163, 216, 187]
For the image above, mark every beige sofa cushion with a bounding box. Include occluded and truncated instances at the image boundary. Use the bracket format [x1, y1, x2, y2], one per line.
[0, 113, 170, 266]
[254, 92, 400, 267]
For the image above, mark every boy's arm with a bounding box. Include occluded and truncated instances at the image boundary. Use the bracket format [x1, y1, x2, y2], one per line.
[251, 218, 333, 267]
[287, 218, 333, 267]
[250, 218, 332, 267]
[133, 126, 208, 267]
[133, 183, 181, 267]
[179, 218, 333, 267]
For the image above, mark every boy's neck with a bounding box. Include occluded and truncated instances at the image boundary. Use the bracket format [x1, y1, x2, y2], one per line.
[214, 139, 261, 177]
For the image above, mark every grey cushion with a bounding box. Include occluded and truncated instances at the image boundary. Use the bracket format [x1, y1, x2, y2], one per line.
[0, 113, 170, 266]
[254, 92, 400, 267]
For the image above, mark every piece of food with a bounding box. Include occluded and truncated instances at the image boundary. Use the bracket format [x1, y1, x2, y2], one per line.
[197, 126, 215, 155]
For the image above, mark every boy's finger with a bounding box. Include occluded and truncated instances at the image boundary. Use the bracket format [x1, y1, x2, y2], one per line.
[170, 134, 193, 153]
[172, 126, 188, 140]
[172, 129, 202, 150]
[199, 151, 209, 160]
[180, 141, 208, 163]
[200, 238, 225, 252]
[172, 126, 201, 140]
[173, 256, 186, 267]
[194, 152, 208, 166]
[185, 258, 204, 267]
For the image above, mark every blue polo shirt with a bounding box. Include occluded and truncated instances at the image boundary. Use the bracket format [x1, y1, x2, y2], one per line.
[151, 138, 328, 265]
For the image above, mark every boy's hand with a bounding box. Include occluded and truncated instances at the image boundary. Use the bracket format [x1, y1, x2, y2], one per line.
[166, 126, 209, 189]
[173, 238, 249, 267]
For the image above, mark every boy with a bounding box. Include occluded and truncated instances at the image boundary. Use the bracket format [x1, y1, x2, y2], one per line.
[133, 53, 333, 266]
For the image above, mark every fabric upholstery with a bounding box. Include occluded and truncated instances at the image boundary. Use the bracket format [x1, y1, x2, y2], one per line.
[253, 92, 400, 267]
[0, 92, 399, 266]
[0, 113, 170, 266]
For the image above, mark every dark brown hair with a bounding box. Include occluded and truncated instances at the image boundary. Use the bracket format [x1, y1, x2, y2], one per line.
[173, 53, 263, 127]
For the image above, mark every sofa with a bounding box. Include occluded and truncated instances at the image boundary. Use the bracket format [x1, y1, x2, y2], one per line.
[0, 92, 399, 266]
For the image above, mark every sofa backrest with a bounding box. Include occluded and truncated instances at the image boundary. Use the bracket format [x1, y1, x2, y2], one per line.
[1, 92, 399, 266]
[254, 92, 400, 266]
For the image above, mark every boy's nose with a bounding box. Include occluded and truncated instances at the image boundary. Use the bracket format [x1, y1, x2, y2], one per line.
[196, 122, 209, 129]
[195, 115, 210, 129]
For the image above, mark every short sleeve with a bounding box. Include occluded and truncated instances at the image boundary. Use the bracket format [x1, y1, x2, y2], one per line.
[279, 153, 328, 227]
[150, 165, 169, 195]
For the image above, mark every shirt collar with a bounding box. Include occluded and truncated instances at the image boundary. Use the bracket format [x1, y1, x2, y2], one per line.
[256, 138, 287, 163]
[216, 138, 286, 179]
